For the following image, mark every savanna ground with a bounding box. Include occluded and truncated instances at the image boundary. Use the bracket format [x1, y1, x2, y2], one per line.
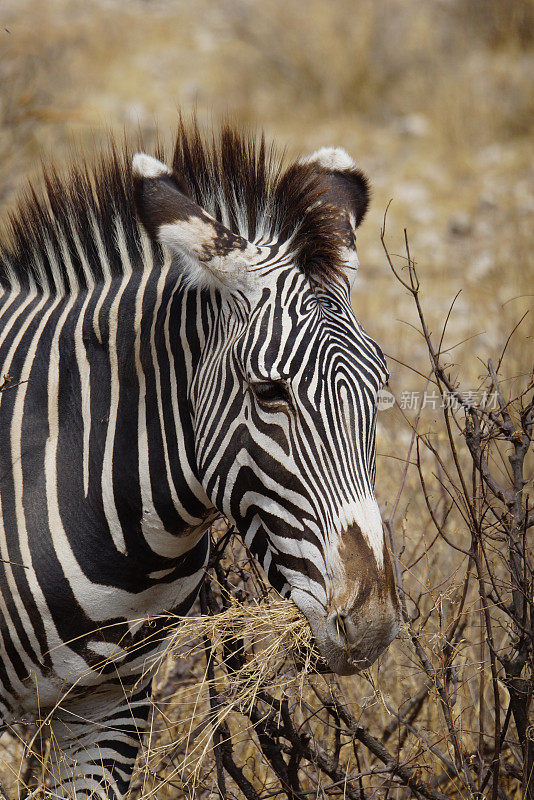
[0, 1, 532, 798]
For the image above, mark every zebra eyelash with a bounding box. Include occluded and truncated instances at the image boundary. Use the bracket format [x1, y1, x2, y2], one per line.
[250, 380, 292, 409]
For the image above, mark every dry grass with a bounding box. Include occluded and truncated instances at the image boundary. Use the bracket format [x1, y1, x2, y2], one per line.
[135, 585, 318, 798]
[164, 597, 315, 705]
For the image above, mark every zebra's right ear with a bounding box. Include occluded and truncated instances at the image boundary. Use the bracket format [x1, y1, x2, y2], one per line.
[299, 147, 370, 291]
[132, 153, 257, 288]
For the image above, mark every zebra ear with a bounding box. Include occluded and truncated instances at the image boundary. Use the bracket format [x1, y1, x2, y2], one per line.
[299, 147, 370, 289]
[132, 153, 257, 288]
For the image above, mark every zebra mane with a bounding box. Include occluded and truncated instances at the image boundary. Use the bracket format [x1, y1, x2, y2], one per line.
[0, 121, 345, 295]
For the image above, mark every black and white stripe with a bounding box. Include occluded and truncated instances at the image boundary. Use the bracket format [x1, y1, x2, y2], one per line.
[0, 123, 399, 799]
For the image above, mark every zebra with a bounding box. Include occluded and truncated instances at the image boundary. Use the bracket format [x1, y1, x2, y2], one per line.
[0, 122, 400, 800]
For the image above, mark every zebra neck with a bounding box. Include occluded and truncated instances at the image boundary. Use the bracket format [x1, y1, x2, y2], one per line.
[79, 266, 213, 559]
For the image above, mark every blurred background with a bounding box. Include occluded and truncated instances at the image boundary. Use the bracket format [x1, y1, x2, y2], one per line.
[1, 2, 533, 796]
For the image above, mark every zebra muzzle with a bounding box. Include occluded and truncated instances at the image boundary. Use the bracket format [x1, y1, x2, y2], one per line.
[291, 588, 400, 676]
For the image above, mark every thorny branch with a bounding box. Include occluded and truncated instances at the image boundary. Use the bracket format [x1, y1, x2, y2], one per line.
[381, 214, 533, 800]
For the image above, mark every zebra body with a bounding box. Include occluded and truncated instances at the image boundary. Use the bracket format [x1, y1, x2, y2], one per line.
[0, 124, 399, 799]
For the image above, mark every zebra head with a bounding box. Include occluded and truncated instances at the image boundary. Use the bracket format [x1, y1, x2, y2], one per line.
[133, 143, 400, 675]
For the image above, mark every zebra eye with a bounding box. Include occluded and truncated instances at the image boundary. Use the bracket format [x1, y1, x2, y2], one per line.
[252, 381, 291, 407]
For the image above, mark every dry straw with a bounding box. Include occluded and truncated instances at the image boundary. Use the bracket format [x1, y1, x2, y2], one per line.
[135, 588, 321, 797]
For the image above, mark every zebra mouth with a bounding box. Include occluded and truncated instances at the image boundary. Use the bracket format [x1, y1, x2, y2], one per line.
[292, 625, 367, 675]
[291, 590, 399, 676]
[290, 590, 362, 675]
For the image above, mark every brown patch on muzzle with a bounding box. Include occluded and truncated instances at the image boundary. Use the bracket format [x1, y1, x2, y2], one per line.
[335, 522, 397, 608]
[329, 523, 401, 674]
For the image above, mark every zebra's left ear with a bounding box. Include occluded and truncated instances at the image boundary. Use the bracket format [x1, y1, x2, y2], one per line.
[300, 147, 370, 288]
[132, 153, 257, 288]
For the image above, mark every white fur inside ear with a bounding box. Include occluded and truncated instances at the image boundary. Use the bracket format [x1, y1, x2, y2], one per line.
[341, 249, 359, 292]
[300, 146, 355, 173]
[341, 246, 359, 271]
[158, 217, 257, 290]
[132, 152, 171, 179]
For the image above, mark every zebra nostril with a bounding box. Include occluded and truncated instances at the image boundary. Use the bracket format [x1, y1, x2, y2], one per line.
[329, 610, 351, 647]
[329, 610, 367, 650]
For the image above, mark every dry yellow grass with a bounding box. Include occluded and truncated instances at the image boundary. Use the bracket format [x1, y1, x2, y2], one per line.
[135, 590, 317, 797]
